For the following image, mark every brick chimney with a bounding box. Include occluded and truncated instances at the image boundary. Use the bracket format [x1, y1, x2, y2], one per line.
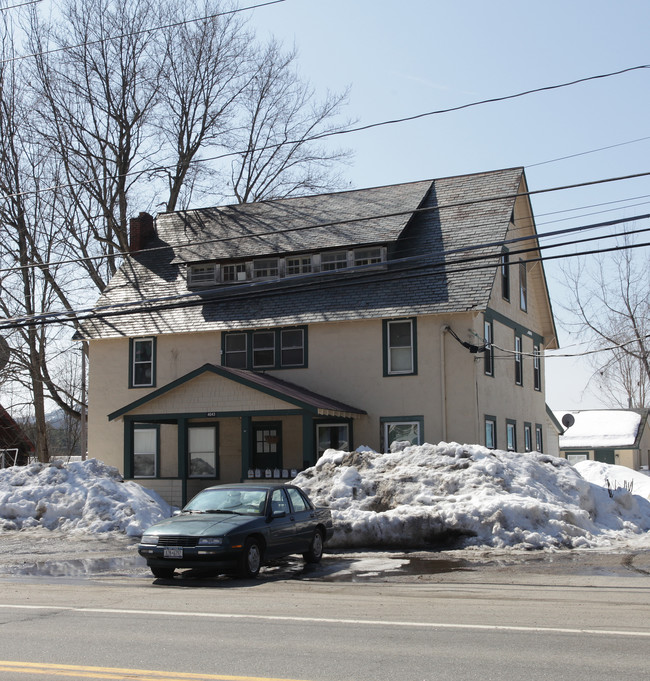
[129, 212, 155, 252]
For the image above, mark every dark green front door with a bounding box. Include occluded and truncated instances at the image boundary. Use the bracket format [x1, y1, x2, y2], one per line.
[595, 448, 616, 465]
[252, 422, 282, 469]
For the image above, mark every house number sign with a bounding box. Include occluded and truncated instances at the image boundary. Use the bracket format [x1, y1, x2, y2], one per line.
[206, 412, 216, 417]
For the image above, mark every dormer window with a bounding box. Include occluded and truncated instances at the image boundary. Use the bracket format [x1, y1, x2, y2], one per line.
[223, 264, 246, 282]
[321, 251, 347, 271]
[286, 256, 312, 275]
[354, 247, 382, 266]
[253, 258, 279, 280]
[188, 264, 218, 287]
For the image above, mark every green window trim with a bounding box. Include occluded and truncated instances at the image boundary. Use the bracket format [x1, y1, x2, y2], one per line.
[129, 422, 160, 479]
[187, 422, 220, 479]
[514, 332, 523, 386]
[380, 415, 424, 451]
[382, 318, 418, 376]
[129, 337, 156, 389]
[485, 415, 497, 449]
[222, 326, 308, 370]
[484, 319, 494, 376]
[506, 419, 517, 452]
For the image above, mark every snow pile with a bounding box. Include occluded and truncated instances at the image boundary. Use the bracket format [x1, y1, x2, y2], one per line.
[0, 459, 171, 536]
[294, 443, 650, 550]
[575, 460, 650, 500]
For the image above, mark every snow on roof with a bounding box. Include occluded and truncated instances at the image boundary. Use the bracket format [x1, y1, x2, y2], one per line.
[556, 410, 642, 448]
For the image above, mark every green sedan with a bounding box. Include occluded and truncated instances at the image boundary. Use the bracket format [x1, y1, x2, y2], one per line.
[138, 483, 333, 580]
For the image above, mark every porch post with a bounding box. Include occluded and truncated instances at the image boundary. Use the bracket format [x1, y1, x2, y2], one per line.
[302, 413, 315, 468]
[241, 415, 251, 480]
[177, 417, 187, 506]
[123, 417, 133, 478]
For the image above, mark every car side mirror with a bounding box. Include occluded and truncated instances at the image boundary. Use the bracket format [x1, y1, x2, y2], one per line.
[271, 510, 287, 518]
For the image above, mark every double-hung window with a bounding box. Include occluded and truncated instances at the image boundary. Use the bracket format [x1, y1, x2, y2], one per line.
[535, 424, 543, 452]
[384, 318, 416, 375]
[382, 418, 422, 450]
[224, 333, 247, 368]
[515, 333, 523, 386]
[533, 345, 541, 391]
[484, 319, 494, 376]
[519, 260, 528, 312]
[188, 264, 217, 287]
[223, 263, 247, 282]
[321, 251, 348, 271]
[501, 249, 510, 301]
[253, 258, 279, 280]
[130, 337, 155, 388]
[133, 425, 158, 477]
[506, 420, 517, 452]
[354, 247, 382, 266]
[222, 327, 307, 370]
[485, 416, 497, 449]
[286, 256, 312, 275]
[252, 331, 275, 368]
[524, 423, 532, 452]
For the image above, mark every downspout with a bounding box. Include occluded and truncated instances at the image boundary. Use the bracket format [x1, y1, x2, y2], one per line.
[440, 325, 449, 442]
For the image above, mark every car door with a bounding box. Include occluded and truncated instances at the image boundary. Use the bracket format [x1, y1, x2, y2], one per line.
[286, 487, 315, 552]
[266, 487, 295, 557]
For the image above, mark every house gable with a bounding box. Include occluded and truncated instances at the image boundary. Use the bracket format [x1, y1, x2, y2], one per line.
[108, 363, 366, 421]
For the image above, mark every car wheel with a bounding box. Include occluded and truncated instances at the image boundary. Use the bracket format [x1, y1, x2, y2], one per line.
[151, 566, 175, 579]
[303, 529, 324, 563]
[239, 538, 262, 578]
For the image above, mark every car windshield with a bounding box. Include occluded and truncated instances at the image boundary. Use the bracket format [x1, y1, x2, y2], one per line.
[183, 488, 268, 516]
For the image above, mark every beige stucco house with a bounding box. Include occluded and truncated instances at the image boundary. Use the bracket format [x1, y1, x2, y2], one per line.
[556, 409, 650, 470]
[80, 167, 558, 506]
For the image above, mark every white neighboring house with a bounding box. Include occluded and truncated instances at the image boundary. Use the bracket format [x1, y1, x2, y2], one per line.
[556, 409, 650, 471]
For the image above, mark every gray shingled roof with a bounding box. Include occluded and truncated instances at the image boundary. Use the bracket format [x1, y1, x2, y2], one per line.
[80, 167, 524, 339]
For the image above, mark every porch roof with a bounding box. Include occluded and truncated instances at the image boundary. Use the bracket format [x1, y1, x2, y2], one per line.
[108, 363, 366, 421]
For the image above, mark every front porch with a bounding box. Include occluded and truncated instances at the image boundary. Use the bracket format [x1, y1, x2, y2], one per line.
[108, 364, 365, 506]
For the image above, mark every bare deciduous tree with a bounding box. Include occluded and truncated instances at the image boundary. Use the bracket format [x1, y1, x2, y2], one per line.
[561, 235, 650, 408]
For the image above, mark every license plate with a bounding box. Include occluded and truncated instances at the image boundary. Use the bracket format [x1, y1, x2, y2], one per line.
[163, 548, 183, 559]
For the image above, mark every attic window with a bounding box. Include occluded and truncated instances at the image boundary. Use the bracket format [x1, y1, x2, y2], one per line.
[253, 258, 279, 279]
[223, 263, 247, 282]
[188, 264, 218, 287]
[321, 251, 348, 271]
[286, 256, 312, 275]
[354, 248, 382, 266]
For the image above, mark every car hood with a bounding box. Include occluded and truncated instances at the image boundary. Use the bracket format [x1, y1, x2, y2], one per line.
[143, 513, 256, 537]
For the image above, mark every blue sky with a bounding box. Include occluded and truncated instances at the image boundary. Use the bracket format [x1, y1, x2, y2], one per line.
[247, 0, 650, 410]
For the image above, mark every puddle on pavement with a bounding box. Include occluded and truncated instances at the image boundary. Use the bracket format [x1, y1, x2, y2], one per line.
[4, 551, 471, 582]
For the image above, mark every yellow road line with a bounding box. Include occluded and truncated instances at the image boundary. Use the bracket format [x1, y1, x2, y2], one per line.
[0, 661, 308, 681]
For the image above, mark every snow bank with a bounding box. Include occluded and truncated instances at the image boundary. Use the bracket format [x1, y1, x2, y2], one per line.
[0, 459, 171, 536]
[294, 443, 650, 550]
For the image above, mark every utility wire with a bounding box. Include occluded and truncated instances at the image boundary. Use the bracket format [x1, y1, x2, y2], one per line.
[3, 63, 649, 202]
[2, 219, 650, 331]
[2, 175, 649, 277]
[0, 0, 287, 64]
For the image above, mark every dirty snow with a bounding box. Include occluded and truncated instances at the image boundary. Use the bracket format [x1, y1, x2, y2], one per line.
[294, 443, 650, 550]
[1, 445, 650, 550]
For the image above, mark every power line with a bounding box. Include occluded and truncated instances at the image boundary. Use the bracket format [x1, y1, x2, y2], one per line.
[526, 135, 650, 168]
[2, 216, 650, 331]
[1, 0, 287, 64]
[3, 63, 649, 202]
[2, 172, 650, 277]
[0, 0, 41, 10]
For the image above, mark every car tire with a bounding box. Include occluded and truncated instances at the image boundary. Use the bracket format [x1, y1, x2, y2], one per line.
[239, 538, 262, 578]
[303, 529, 324, 564]
[151, 566, 175, 579]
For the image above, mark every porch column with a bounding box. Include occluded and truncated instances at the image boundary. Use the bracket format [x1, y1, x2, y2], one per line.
[241, 415, 251, 480]
[177, 417, 187, 505]
[302, 413, 315, 468]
